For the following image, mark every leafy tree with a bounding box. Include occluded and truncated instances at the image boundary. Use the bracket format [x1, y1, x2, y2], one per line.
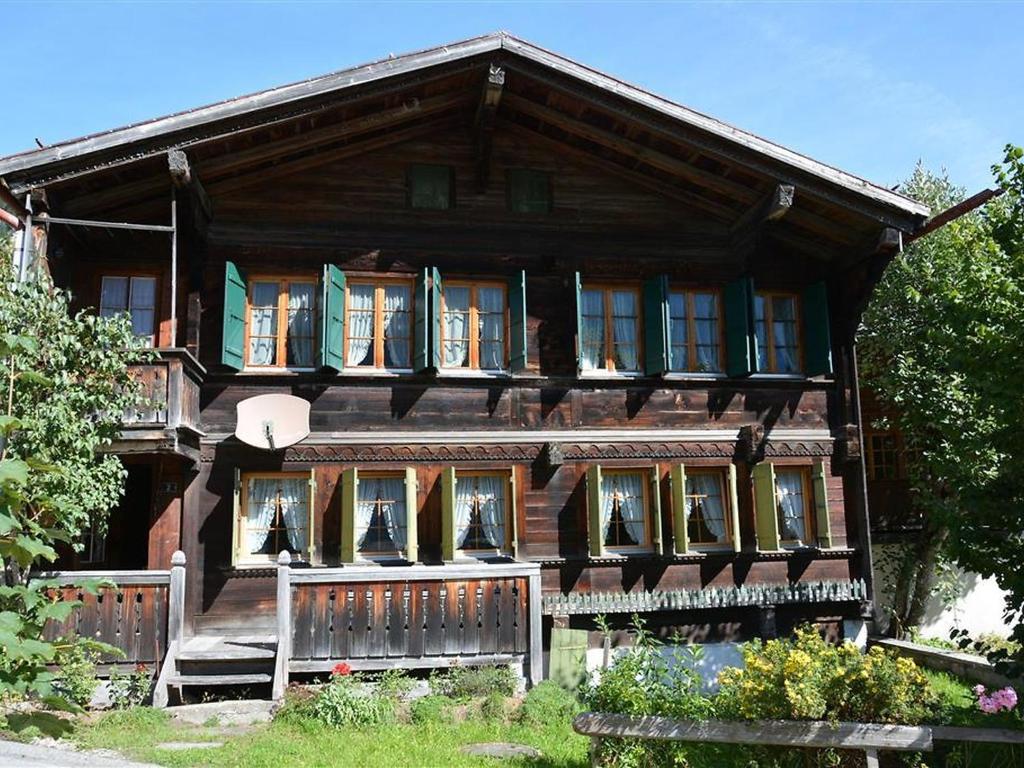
[860, 146, 1024, 665]
[0, 252, 150, 584]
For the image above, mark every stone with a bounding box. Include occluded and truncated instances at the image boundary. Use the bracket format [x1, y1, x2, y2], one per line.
[167, 699, 275, 726]
[460, 742, 542, 759]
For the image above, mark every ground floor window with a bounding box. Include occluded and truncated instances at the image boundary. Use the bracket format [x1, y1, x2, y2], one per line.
[774, 467, 813, 545]
[752, 460, 833, 550]
[441, 468, 517, 559]
[236, 471, 313, 565]
[684, 469, 731, 546]
[356, 474, 408, 556]
[585, 465, 660, 556]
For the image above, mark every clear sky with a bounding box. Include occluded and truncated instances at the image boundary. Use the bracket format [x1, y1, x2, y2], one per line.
[2, 1, 1019, 192]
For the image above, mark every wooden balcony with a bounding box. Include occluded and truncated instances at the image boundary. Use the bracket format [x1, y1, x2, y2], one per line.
[109, 348, 205, 463]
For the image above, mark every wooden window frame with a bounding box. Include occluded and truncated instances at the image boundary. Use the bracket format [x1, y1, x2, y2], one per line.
[506, 168, 552, 214]
[407, 163, 455, 210]
[581, 284, 643, 373]
[440, 280, 510, 372]
[773, 466, 816, 546]
[99, 273, 160, 347]
[455, 469, 514, 556]
[683, 468, 733, 548]
[344, 277, 415, 371]
[601, 468, 653, 553]
[754, 291, 803, 373]
[236, 471, 314, 566]
[80, 518, 107, 564]
[667, 287, 725, 374]
[244, 275, 317, 369]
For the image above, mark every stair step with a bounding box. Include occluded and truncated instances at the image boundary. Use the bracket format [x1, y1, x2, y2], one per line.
[178, 646, 276, 662]
[167, 673, 272, 687]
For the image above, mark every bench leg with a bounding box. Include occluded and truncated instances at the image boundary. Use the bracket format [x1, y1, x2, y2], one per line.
[864, 748, 879, 768]
[590, 736, 599, 767]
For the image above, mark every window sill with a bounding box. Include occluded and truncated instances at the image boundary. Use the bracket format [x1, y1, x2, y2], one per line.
[578, 370, 644, 380]
[663, 372, 726, 381]
[239, 367, 316, 375]
[437, 369, 511, 379]
[337, 368, 413, 377]
[749, 373, 806, 381]
[590, 549, 656, 561]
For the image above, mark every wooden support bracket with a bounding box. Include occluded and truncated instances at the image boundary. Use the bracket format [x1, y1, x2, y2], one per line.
[474, 64, 505, 192]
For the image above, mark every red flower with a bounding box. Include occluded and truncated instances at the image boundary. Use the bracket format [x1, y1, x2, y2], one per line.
[332, 662, 352, 677]
[135, 663, 148, 673]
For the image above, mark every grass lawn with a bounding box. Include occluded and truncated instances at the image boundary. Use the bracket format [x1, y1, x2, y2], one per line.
[72, 706, 591, 768]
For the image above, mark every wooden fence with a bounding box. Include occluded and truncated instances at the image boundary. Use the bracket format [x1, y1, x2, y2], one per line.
[275, 553, 542, 698]
[38, 569, 172, 669]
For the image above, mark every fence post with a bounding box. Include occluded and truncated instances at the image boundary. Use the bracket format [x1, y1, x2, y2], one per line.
[167, 550, 186, 648]
[527, 567, 543, 687]
[272, 550, 292, 701]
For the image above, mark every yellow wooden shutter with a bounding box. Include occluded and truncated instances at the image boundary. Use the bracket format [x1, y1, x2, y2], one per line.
[587, 465, 604, 557]
[231, 468, 242, 567]
[728, 464, 742, 553]
[752, 462, 780, 551]
[404, 467, 418, 563]
[340, 467, 358, 563]
[812, 458, 833, 549]
[670, 464, 688, 555]
[509, 468, 520, 559]
[441, 466, 457, 561]
[649, 465, 663, 555]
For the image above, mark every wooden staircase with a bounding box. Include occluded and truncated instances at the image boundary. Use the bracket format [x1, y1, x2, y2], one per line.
[157, 634, 277, 704]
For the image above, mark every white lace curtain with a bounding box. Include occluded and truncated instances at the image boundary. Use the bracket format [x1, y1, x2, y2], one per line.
[444, 287, 470, 367]
[356, 477, 407, 553]
[686, 473, 726, 542]
[287, 283, 315, 367]
[668, 293, 688, 370]
[773, 299, 799, 372]
[776, 471, 806, 543]
[246, 479, 278, 554]
[347, 285, 375, 366]
[477, 287, 505, 370]
[249, 282, 279, 365]
[611, 291, 638, 371]
[278, 478, 309, 554]
[454, 474, 475, 547]
[693, 293, 719, 372]
[579, 290, 605, 370]
[246, 478, 308, 555]
[383, 286, 410, 368]
[475, 475, 505, 548]
[601, 473, 645, 546]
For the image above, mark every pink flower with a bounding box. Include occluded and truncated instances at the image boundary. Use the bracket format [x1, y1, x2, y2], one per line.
[331, 662, 352, 677]
[975, 685, 1018, 714]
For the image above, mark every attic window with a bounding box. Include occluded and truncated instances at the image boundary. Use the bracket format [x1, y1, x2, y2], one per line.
[506, 169, 551, 213]
[408, 164, 454, 210]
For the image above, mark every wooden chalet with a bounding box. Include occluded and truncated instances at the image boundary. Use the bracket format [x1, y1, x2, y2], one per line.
[0, 33, 930, 701]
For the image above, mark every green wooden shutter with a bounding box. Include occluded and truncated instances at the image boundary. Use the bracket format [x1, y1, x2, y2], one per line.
[413, 268, 430, 372]
[509, 468, 520, 559]
[404, 467, 419, 563]
[643, 275, 670, 376]
[649, 464, 664, 555]
[586, 465, 604, 558]
[231, 468, 242, 567]
[319, 264, 345, 371]
[724, 276, 756, 377]
[574, 271, 585, 373]
[670, 464, 689, 555]
[441, 466, 457, 561]
[812, 458, 833, 548]
[802, 281, 833, 376]
[340, 467, 358, 563]
[509, 270, 528, 372]
[728, 464, 742, 553]
[752, 462, 780, 551]
[221, 261, 247, 370]
[431, 267, 443, 370]
[307, 468, 317, 563]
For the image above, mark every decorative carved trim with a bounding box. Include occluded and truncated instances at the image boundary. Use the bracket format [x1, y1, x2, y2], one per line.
[834, 423, 862, 465]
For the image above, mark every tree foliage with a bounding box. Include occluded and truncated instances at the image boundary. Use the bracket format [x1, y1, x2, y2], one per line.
[860, 146, 1024, 666]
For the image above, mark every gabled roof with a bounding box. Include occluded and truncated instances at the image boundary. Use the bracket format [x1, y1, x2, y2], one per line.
[0, 32, 927, 221]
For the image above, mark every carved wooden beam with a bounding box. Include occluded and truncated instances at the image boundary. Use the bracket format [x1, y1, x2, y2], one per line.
[474, 64, 505, 193]
[730, 183, 794, 262]
[167, 149, 213, 226]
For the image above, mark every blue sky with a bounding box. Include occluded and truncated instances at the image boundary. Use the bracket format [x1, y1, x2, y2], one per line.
[2, 2, 1019, 192]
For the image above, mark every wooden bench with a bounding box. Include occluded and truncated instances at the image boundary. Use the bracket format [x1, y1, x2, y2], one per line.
[573, 712, 1024, 767]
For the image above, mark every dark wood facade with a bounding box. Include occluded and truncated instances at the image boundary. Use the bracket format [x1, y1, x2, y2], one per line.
[2, 34, 930, 652]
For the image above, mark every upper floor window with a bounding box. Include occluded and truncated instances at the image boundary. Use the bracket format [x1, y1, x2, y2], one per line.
[442, 282, 507, 371]
[248, 278, 316, 368]
[238, 472, 312, 565]
[346, 280, 413, 369]
[866, 433, 900, 481]
[507, 169, 551, 213]
[668, 290, 722, 373]
[453, 472, 511, 553]
[599, 470, 650, 551]
[754, 292, 801, 373]
[80, 518, 106, 564]
[408, 164, 454, 210]
[100, 275, 157, 346]
[579, 286, 641, 373]
[684, 469, 732, 547]
[774, 467, 814, 546]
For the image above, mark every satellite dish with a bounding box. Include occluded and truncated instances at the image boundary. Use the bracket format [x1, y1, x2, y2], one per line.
[235, 394, 310, 451]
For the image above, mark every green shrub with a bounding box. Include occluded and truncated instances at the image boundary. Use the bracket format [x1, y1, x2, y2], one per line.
[428, 664, 517, 699]
[375, 668, 414, 701]
[52, 642, 100, 707]
[107, 664, 152, 709]
[716, 626, 936, 725]
[480, 691, 508, 722]
[518, 680, 581, 727]
[308, 673, 395, 728]
[408, 694, 453, 725]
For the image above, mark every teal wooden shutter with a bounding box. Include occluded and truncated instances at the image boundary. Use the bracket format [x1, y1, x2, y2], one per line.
[574, 271, 584, 372]
[643, 275, 669, 376]
[431, 267, 442, 369]
[802, 281, 833, 376]
[509, 270, 527, 372]
[724, 276, 757, 377]
[319, 264, 345, 371]
[221, 261, 246, 370]
[413, 268, 430, 372]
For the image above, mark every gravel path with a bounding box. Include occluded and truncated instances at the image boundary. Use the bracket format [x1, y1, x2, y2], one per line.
[0, 739, 161, 768]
